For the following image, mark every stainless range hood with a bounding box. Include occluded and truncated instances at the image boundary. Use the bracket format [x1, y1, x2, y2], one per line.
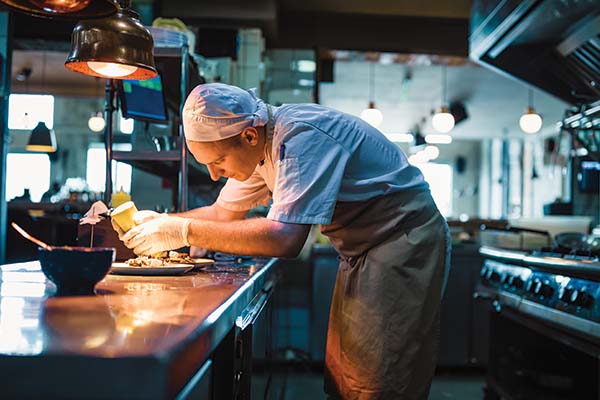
[470, 0, 600, 106]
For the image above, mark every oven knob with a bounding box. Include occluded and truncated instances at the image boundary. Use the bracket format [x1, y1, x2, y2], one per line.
[559, 287, 573, 302]
[490, 271, 501, 283]
[539, 283, 554, 298]
[570, 290, 593, 308]
[512, 277, 524, 290]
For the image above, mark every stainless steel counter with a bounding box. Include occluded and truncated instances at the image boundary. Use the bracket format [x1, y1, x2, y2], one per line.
[0, 258, 277, 399]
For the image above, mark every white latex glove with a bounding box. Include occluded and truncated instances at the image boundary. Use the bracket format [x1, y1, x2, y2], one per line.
[133, 210, 164, 225]
[111, 209, 165, 240]
[121, 216, 192, 256]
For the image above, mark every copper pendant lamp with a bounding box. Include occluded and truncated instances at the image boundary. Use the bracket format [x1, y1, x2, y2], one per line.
[64, 0, 157, 80]
[0, 0, 117, 19]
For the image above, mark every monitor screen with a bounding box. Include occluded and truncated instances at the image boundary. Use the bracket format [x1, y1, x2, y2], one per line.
[120, 74, 169, 123]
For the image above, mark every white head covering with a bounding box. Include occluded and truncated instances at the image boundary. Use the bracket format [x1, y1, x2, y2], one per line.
[182, 83, 270, 142]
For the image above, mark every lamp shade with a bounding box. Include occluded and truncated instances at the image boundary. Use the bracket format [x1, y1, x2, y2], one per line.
[88, 111, 106, 132]
[64, 7, 157, 80]
[360, 101, 383, 128]
[26, 121, 57, 152]
[519, 106, 543, 134]
[432, 106, 455, 133]
[0, 0, 117, 19]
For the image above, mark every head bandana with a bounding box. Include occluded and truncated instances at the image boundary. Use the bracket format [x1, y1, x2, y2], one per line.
[182, 83, 269, 142]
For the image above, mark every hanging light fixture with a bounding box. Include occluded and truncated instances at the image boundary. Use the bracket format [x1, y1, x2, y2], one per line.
[26, 121, 57, 152]
[360, 61, 383, 128]
[432, 64, 455, 133]
[0, 0, 117, 19]
[88, 111, 106, 132]
[88, 77, 106, 132]
[27, 52, 57, 152]
[519, 88, 543, 134]
[64, 0, 157, 80]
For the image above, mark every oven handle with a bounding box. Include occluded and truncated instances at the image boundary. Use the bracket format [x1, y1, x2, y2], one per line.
[473, 291, 503, 312]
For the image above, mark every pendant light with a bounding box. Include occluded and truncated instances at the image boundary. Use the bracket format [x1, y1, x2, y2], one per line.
[64, 0, 157, 80]
[26, 52, 57, 153]
[432, 64, 455, 133]
[519, 88, 543, 134]
[88, 77, 106, 132]
[0, 0, 117, 19]
[360, 62, 383, 128]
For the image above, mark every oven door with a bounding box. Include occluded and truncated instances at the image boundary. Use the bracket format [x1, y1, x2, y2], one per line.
[487, 308, 600, 400]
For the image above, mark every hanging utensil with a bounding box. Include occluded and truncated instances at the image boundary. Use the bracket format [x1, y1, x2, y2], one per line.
[11, 222, 53, 251]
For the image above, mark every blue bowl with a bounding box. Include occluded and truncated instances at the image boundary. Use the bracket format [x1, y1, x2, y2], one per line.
[38, 246, 115, 296]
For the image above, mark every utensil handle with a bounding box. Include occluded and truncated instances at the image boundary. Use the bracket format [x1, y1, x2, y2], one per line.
[10, 222, 52, 251]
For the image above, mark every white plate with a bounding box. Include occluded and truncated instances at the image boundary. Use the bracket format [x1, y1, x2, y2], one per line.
[190, 258, 215, 266]
[110, 262, 195, 276]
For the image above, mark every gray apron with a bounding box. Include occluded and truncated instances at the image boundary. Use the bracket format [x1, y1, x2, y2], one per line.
[321, 188, 451, 400]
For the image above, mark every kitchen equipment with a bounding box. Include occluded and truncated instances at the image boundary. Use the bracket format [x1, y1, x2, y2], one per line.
[11, 222, 52, 251]
[508, 216, 592, 240]
[477, 245, 600, 399]
[39, 246, 115, 296]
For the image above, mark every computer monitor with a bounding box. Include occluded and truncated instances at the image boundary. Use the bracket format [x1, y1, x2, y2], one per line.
[120, 73, 169, 124]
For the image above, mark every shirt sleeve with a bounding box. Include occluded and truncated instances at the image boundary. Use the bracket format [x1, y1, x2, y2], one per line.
[267, 122, 351, 225]
[216, 169, 271, 212]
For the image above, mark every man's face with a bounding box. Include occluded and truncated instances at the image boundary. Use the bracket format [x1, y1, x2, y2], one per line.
[187, 129, 261, 182]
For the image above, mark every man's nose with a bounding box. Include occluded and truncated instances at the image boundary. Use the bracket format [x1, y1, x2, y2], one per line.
[207, 165, 221, 181]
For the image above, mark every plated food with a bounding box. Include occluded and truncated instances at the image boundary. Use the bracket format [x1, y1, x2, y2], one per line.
[125, 251, 196, 267]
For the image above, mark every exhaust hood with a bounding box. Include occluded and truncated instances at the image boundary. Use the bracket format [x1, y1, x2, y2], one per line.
[470, 0, 600, 106]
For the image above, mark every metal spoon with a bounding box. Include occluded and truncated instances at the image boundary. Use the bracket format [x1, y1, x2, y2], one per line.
[11, 222, 53, 251]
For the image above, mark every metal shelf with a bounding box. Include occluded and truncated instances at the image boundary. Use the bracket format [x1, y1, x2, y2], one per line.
[112, 150, 181, 162]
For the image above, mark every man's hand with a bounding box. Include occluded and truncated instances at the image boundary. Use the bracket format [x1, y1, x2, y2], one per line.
[111, 209, 164, 239]
[121, 216, 192, 255]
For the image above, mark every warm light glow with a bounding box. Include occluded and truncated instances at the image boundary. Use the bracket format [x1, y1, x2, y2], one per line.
[360, 106, 383, 128]
[425, 134, 453, 144]
[432, 108, 455, 133]
[31, 0, 90, 13]
[88, 62, 138, 78]
[424, 145, 440, 160]
[519, 108, 543, 134]
[88, 112, 106, 132]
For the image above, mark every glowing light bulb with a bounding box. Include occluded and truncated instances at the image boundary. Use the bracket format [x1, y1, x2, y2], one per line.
[519, 107, 542, 134]
[424, 145, 440, 160]
[360, 102, 383, 128]
[432, 107, 455, 133]
[88, 112, 106, 132]
[88, 62, 138, 78]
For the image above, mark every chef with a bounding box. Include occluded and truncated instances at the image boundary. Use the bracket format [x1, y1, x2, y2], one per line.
[115, 83, 451, 400]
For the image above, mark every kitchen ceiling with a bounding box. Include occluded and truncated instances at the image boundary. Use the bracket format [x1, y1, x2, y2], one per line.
[320, 59, 568, 140]
[6, 0, 570, 139]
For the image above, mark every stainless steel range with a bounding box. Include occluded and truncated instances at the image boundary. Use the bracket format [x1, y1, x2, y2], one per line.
[477, 246, 600, 400]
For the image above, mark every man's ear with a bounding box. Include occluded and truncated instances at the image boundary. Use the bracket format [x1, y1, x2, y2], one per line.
[241, 127, 260, 146]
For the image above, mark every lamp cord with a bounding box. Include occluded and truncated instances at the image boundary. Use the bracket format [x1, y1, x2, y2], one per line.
[528, 88, 534, 108]
[369, 62, 374, 103]
[442, 63, 447, 106]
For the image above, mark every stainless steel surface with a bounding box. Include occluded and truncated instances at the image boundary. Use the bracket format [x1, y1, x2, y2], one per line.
[0, 258, 276, 399]
[479, 245, 527, 264]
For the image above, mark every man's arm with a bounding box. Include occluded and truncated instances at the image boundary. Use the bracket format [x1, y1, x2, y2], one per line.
[174, 202, 248, 221]
[187, 218, 310, 258]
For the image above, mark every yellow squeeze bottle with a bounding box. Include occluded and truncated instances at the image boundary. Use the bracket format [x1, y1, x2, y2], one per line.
[111, 188, 131, 209]
[111, 201, 138, 232]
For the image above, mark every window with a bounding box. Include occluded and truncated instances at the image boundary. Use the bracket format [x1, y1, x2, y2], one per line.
[8, 94, 54, 130]
[86, 144, 132, 193]
[414, 163, 453, 217]
[6, 153, 50, 202]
